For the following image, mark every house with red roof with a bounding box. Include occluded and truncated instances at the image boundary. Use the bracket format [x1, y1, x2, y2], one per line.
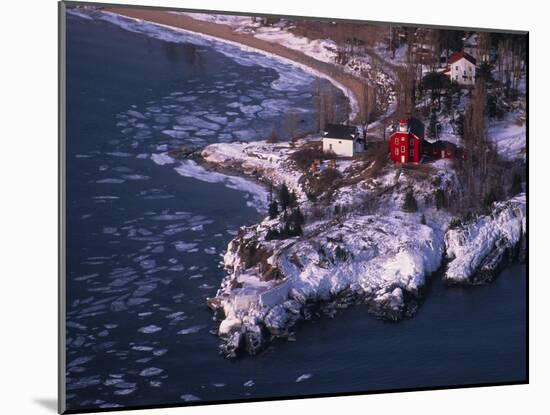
[442, 50, 477, 86]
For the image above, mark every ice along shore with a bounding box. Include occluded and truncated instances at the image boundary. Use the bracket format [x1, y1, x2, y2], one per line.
[103, 7, 363, 121]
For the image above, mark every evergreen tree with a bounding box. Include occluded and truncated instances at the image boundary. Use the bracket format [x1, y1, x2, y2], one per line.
[289, 191, 298, 208]
[278, 183, 291, 211]
[268, 200, 279, 219]
[434, 188, 446, 210]
[290, 207, 305, 236]
[455, 112, 465, 138]
[428, 111, 439, 139]
[402, 189, 418, 212]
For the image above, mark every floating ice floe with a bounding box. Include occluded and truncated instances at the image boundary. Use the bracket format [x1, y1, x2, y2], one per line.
[180, 394, 201, 402]
[139, 367, 164, 377]
[138, 325, 162, 334]
[296, 374, 312, 383]
[174, 242, 198, 252]
[151, 153, 175, 166]
[96, 178, 125, 184]
[178, 325, 207, 335]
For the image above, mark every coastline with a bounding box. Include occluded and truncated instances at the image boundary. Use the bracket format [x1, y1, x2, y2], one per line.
[70, 7, 527, 359]
[102, 7, 364, 122]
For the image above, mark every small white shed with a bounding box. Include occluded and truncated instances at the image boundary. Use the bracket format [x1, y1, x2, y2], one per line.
[321, 124, 365, 157]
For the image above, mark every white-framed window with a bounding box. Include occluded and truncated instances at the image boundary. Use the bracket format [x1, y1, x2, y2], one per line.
[394, 137, 399, 145]
[329, 144, 333, 150]
[394, 148, 399, 155]
[401, 145, 405, 153]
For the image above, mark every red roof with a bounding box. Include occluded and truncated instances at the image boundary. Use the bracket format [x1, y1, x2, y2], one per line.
[448, 50, 476, 65]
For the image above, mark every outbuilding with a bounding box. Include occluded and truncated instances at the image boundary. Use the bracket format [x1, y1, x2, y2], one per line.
[322, 124, 365, 157]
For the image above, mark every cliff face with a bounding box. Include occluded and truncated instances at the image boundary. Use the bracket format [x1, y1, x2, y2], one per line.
[212, 214, 445, 357]
[444, 194, 526, 284]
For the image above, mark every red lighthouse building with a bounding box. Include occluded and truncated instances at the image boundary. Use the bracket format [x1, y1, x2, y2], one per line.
[390, 118, 425, 164]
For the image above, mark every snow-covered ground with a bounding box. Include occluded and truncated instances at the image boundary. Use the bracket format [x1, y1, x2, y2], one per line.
[444, 193, 526, 283]
[195, 138, 520, 356]
[196, 137, 525, 357]
[488, 114, 526, 161]
[201, 139, 314, 198]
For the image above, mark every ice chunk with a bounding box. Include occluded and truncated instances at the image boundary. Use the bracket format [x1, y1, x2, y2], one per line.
[139, 367, 164, 377]
[180, 394, 201, 402]
[151, 153, 175, 166]
[296, 374, 312, 382]
[97, 178, 125, 184]
[138, 325, 162, 334]
[178, 325, 206, 335]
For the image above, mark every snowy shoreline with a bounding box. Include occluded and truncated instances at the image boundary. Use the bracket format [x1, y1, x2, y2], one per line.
[78, 9, 360, 121]
[197, 139, 527, 357]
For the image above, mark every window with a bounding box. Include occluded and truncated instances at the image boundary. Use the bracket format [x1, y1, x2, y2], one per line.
[394, 148, 399, 155]
[329, 144, 333, 150]
[410, 139, 414, 146]
[394, 137, 399, 145]
[401, 145, 405, 153]
[455, 65, 458, 70]
[410, 149, 414, 157]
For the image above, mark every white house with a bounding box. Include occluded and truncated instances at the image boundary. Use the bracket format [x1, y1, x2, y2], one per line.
[442, 50, 477, 86]
[321, 124, 365, 157]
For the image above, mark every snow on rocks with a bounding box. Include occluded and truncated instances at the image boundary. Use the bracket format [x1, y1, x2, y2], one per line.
[444, 193, 526, 284]
[201, 139, 311, 198]
[212, 212, 444, 357]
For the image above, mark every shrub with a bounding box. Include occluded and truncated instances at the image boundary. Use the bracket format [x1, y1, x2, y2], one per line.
[434, 188, 446, 210]
[265, 228, 280, 241]
[278, 183, 292, 210]
[402, 189, 418, 212]
[449, 217, 462, 229]
[266, 127, 279, 143]
[334, 246, 350, 262]
[290, 146, 325, 171]
[310, 168, 342, 196]
[268, 200, 279, 219]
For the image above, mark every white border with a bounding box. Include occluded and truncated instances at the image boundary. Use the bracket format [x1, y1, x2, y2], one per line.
[2, 1, 547, 415]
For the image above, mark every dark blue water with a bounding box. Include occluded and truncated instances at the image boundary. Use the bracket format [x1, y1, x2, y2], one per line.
[64, 11, 526, 412]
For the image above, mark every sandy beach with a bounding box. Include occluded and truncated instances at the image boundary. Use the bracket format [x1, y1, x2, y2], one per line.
[104, 7, 366, 122]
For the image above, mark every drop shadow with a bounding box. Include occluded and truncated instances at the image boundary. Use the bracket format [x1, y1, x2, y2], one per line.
[34, 398, 57, 413]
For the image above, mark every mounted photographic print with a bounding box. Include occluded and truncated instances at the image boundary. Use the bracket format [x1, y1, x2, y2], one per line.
[59, 1, 528, 413]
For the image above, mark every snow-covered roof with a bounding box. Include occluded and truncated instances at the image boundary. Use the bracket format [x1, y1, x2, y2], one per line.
[322, 123, 358, 140]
